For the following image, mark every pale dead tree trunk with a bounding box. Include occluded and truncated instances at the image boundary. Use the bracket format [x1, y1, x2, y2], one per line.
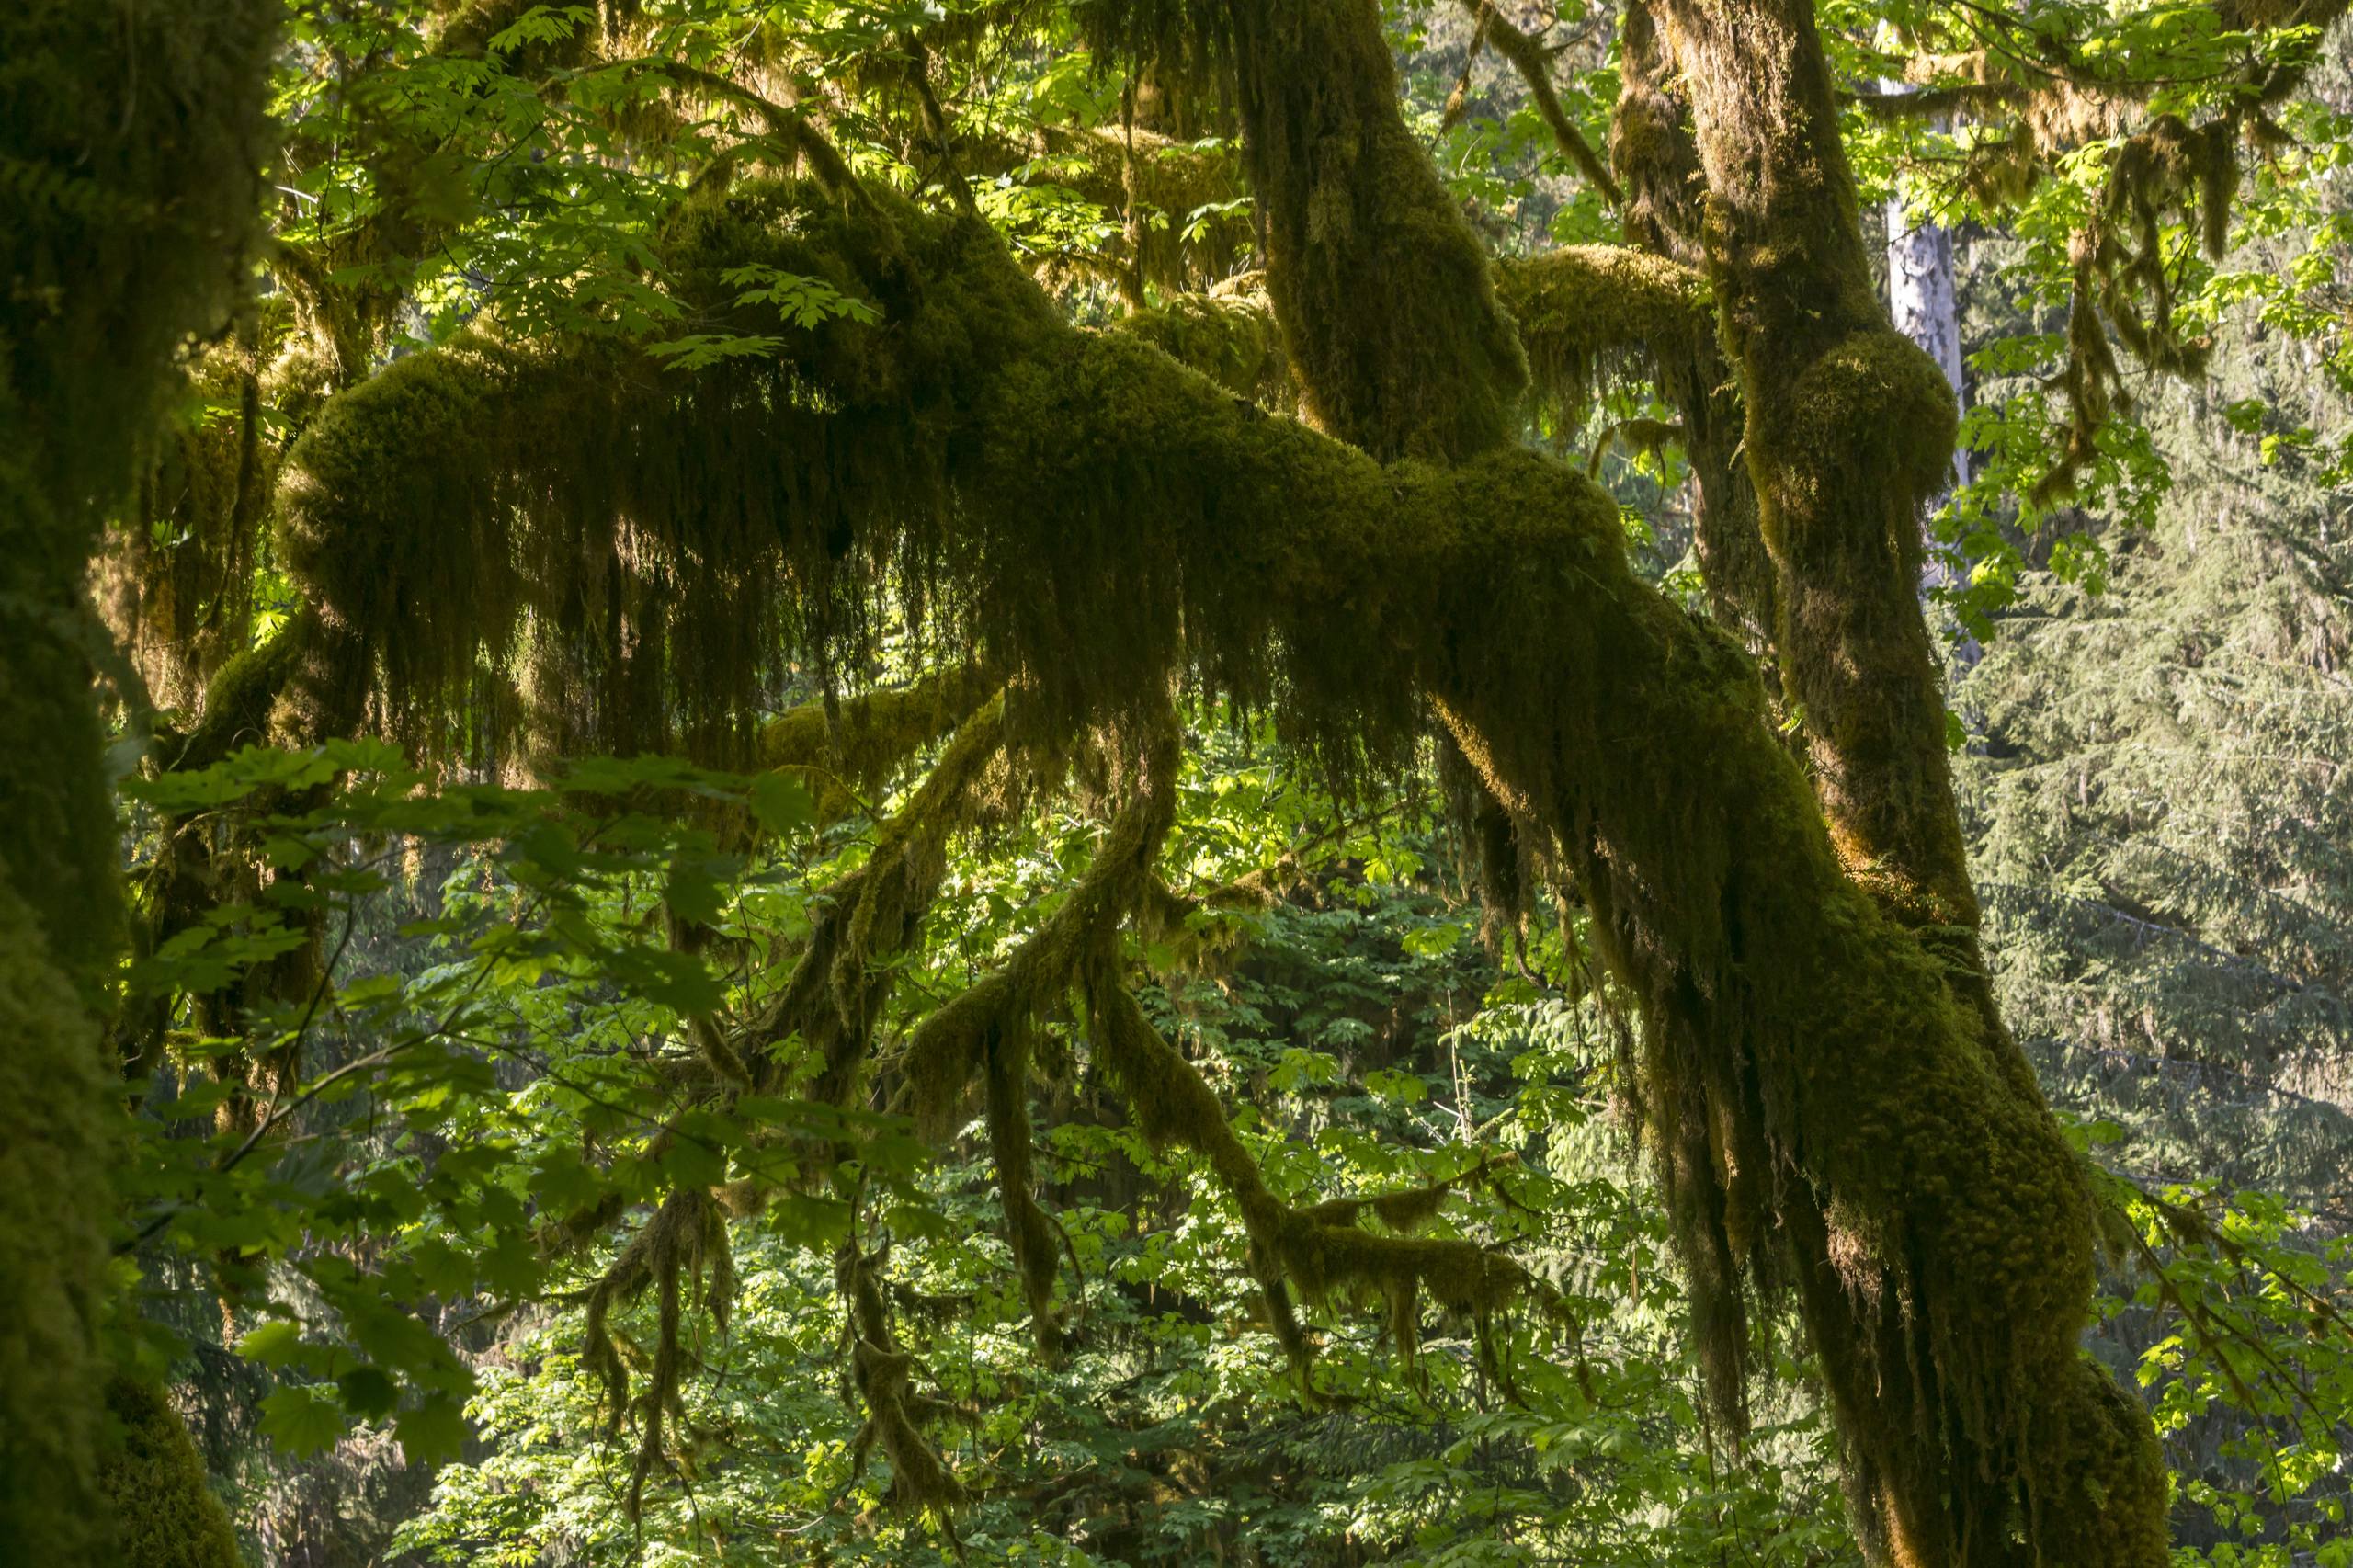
[1880, 78, 1981, 668]
[1885, 203, 1965, 433]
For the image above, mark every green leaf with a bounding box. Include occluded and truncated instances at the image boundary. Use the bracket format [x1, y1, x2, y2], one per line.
[750, 770, 815, 836]
[236, 1319, 307, 1368]
[259, 1386, 347, 1457]
[336, 1366, 401, 1420]
[486, 4, 591, 52]
[665, 856, 728, 926]
[601, 945, 722, 1014]
[646, 333, 786, 371]
[394, 1392, 469, 1466]
[1401, 923, 1467, 958]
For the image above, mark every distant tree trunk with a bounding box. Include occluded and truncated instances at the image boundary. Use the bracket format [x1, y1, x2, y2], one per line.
[1881, 82, 1981, 669]
[1884, 199, 1965, 441]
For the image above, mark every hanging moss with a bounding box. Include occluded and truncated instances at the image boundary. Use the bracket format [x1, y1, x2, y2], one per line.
[93, 1379, 242, 1568]
[1084, 963, 1557, 1389]
[1495, 244, 1711, 424]
[1867, 16, 2318, 499]
[982, 1017, 1066, 1354]
[1082, 0, 1527, 460]
[1016, 124, 1256, 293]
[578, 1188, 733, 1517]
[95, 346, 269, 711]
[839, 1244, 969, 1516]
[272, 184, 987, 760]
[2029, 109, 2245, 500]
[1607, 0, 1779, 666]
[274, 150, 2160, 1562]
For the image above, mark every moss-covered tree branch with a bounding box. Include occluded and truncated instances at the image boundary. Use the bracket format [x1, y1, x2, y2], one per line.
[259, 158, 2157, 1556]
[1450, 0, 1624, 209]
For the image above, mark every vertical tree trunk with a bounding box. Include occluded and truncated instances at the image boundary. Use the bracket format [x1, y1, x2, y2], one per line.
[1612, 0, 1779, 670]
[1202, 0, 2164, 1555]
[1881, 90, 1982, 669]
[1885, 199, 1965, 437]
[1220, 0, 1526, 462]
[1, 3, 276, 1560]
[1635, 1, 2164, 1560]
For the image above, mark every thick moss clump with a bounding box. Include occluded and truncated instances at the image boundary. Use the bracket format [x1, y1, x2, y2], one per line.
[1495, 244, 1711, 422]
[1116, 290, 1290, 404]
[94, 1379, 243, 1568]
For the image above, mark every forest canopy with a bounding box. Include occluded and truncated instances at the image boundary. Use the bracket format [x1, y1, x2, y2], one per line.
[3, 1, 2352, 1564]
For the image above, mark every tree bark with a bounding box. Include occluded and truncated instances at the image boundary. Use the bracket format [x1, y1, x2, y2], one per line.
[1611, 0, 1779, 668]
[1, 1, 276, 1560]
[1644, 0, 2161, 1559]
[1881, 82, 1982, 670]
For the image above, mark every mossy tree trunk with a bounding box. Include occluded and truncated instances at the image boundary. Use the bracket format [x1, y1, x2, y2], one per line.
[1609, 0, 1779, 666]
[1, 2, 276, 1561]
[1653, 0, 1972, 930]
[1112, 2, 2166, 1562]
[1637, 0, 2161, 1560]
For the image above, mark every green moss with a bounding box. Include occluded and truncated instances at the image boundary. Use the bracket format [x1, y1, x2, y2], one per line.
[175, 619, 305, 771]
[273, 155, 2159, 1556]
[838, 1244, 968, 1514]
[758, 666, 992, 781]
[0, 888, 114, 1566]
[96, 347, 269, 711]
[1115, 290, 1290, 404]
[1, 3, 275, 1554]
[1017, 124, 1254, 292]
[1080, 0, 1527, 460]
[577, 1189, 734, 1517]
[94, 1379, 242, 1568]
[1495, 244, 1711, 424]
